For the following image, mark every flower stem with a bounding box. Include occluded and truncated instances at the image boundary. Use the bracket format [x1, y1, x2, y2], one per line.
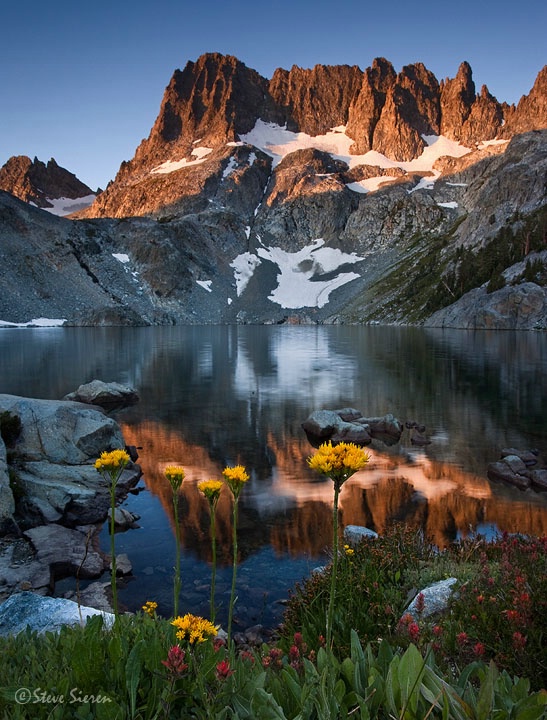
[228, 497, 239, 645]
[172, 492, 181, 619]
[109, 478, 118, 618]
[210, 510, 217, 623]
[326, 480, 341, 653]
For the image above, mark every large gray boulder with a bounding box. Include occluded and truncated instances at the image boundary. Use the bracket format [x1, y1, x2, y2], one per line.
[0, 394, 124, 464]
[0, 591, 114, 636]
[0, 394, 140, 528]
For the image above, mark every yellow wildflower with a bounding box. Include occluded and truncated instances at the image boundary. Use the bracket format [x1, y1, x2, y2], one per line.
[308, 441, 369, 488]
[165, 465, 185, 491]
[344, 544, 355, 557]
[142, 600, 158, 617]
[198, 479, 223, 508]
[94, 449, 130, 473]
[94, 449, 130, 488]
[222, 465, 249, 499]
[171, 613, 218, 644]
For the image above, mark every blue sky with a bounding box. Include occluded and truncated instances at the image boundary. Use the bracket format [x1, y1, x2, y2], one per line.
[1, 0, 545, 191]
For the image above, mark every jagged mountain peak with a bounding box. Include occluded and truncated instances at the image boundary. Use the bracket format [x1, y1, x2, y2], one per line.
[0, 154, 96, 216]
[78, 52, 546, 220]
[126, 52, 283, 176]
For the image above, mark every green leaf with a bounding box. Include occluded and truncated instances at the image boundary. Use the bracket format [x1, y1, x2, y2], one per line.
[385, 654, 401, 716]
[280, 667, 302, 705]
[513, 689, 547, 720]
[251, 687, 287, 719]
[397, 644, 427, 715]
[475, 661, 496, 720]
[341, 657, 354, 686]
[334, 678, 346, 704]
[125, 639, 144, 717]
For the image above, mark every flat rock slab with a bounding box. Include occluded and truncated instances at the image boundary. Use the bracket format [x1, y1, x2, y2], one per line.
[0, 591, 114, 636]
[24, 524, 106, 579]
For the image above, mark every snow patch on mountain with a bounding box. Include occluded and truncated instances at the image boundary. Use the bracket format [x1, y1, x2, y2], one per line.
[238, 121, 473, 193]
[151, 146, 213, 174]
[32, 194, 96, 217]
[231, 238, 364, 309]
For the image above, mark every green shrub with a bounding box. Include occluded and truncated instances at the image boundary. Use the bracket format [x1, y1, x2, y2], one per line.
[1, 616, 545, 719]
[486, 270, 506, 293]
[280, 526, 547, 692]
[280, 525, 437, 657]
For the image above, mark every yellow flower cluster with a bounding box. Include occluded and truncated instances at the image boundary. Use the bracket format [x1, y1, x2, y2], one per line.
[171, 613, 218, 644]
[94, 449, 130, 473]
[142, 600, 158, 617]
[307, 441, 369, 487]
[165, 465, 185, 491]
[197, 479, 223, 502]
[222, 465, 249, 499]
[344, 544, 355, 557]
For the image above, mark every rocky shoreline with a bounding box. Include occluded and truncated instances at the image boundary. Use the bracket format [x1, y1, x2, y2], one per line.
[0, 382, 142, 612]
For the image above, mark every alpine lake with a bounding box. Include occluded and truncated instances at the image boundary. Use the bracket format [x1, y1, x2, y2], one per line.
[1, 324, 546, 632]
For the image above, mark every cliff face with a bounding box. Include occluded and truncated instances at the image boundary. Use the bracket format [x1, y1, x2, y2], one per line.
[269, 63, 364, 136]
[76, 54, 545, 221]
[0, 54, 546, 329]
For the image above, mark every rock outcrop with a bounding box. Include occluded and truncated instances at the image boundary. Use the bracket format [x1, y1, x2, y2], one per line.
[302, 408, 403, 446]
[502, 65, 547, 137]
[487, 448, 547, 492]
[0, 393, 141, 602]
[63, 380, 140, 411]
[0, 394, 141, 528]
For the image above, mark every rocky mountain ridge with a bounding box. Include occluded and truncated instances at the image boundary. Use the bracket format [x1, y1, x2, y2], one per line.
[79, 55, 545, 219]
[0, 54, 546, 329]
[0, 155, 96, 216]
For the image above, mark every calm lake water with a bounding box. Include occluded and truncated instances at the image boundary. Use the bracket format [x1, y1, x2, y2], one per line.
[1, 325, 546, 631]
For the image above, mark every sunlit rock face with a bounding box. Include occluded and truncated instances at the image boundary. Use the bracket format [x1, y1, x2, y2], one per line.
[76, 53, 544, 222]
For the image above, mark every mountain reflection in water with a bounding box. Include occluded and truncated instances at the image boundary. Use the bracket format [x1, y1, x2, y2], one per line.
[1, 324, 546, 629]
